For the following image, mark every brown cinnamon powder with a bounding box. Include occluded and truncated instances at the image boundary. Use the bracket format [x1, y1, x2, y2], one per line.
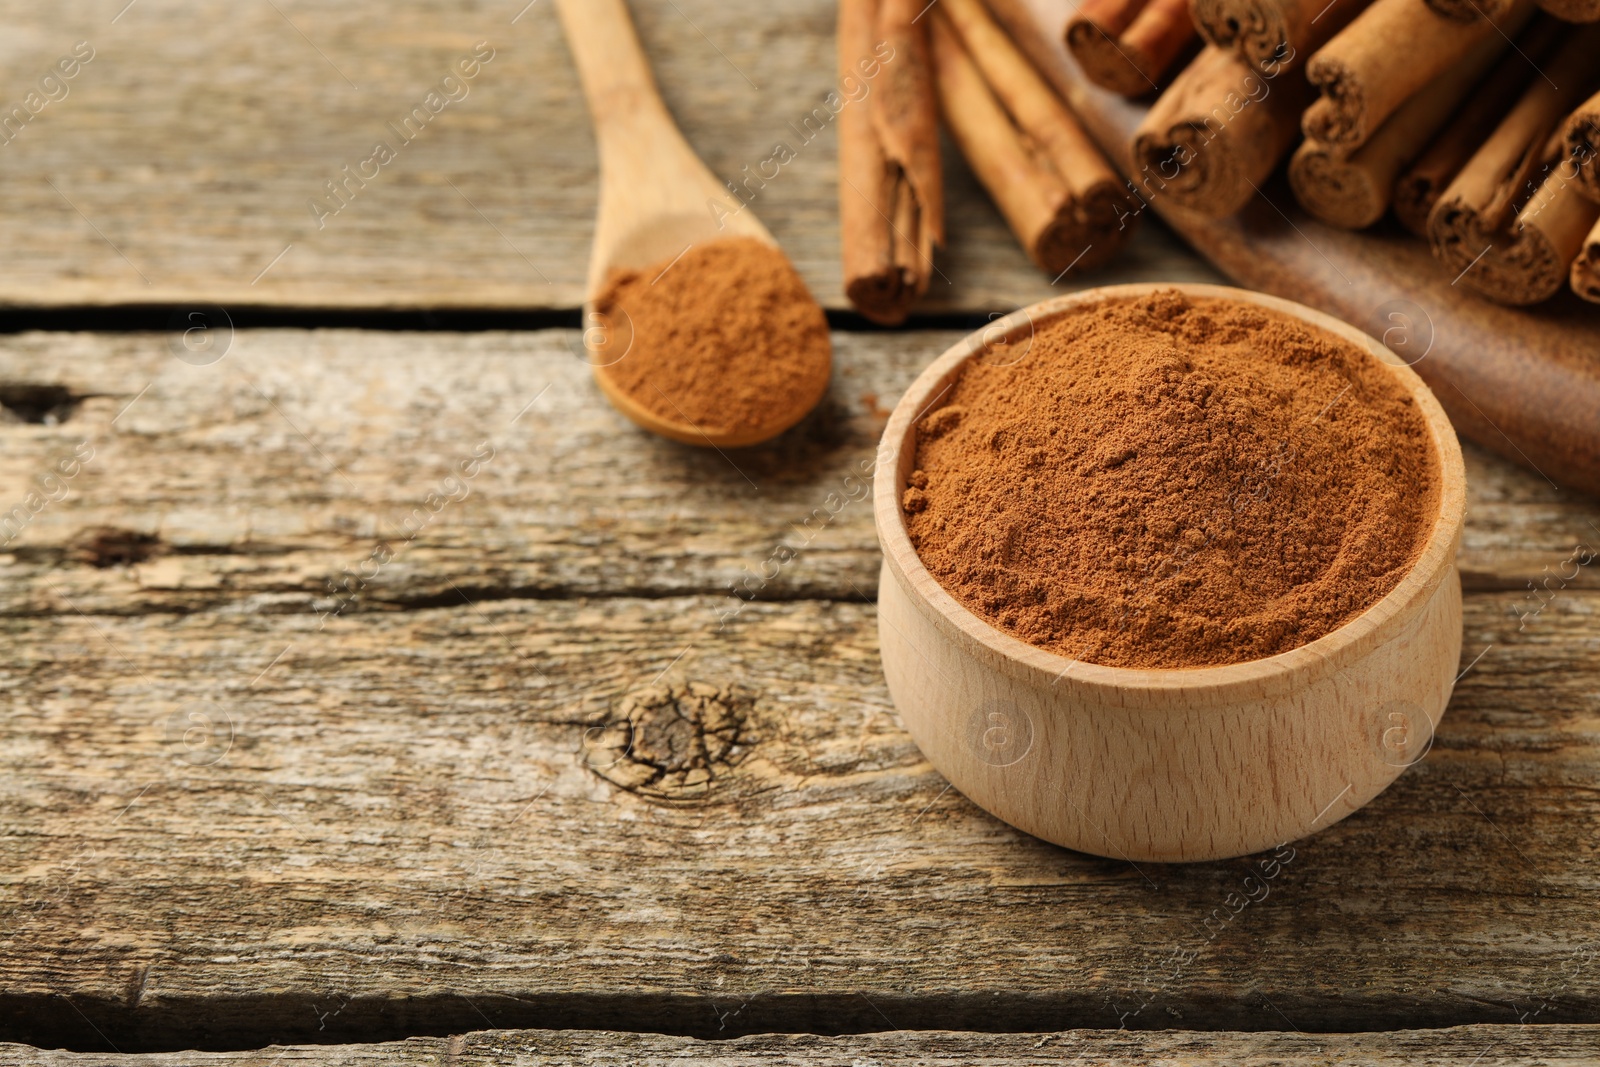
[903, 290, 1439, 669]
[594, 237, 832, 438]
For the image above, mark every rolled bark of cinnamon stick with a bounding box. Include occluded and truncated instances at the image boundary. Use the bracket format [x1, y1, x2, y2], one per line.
[1571, 217, 1600, 301]
[1191, 0, 1370, 75]
[1392, 16, 1561, 235]
[1452, 172, 1600, 304]
[1129, 45, 1311, 217]
[837, 0, 944, 325]
[1287, 33, 1504, 229]
[1561, 91, 1600, 204]
[931, 9, 1132, 275]
[941, 0, 1137, 265]
[1429, 26, 1600, 304]
[1303, 0, 1534, 149]
[1066, 0, 1197, 96]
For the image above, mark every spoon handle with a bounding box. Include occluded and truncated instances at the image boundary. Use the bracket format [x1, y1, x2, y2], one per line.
[554, 0, 670, 129]
[556, 0, 774, 299]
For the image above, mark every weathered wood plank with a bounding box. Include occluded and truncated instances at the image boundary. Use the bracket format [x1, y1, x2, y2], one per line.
[0, 329, 1594, 618]
[0, 0, 1218, 313]
[1, 584, 1597, 1049]
[7, 1024, 1600, 1064]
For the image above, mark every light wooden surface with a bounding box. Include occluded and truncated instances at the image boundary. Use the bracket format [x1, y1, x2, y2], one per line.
[2, 327, 1598, 1052]
[1, 0, 1597, 1056]
[8, 1025, 1600, 1065]
[0, 0, 1218, 313]
[875, 285, 1467, 862]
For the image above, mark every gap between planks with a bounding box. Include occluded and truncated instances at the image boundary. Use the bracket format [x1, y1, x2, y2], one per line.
[5, 1024, 1600, 1063]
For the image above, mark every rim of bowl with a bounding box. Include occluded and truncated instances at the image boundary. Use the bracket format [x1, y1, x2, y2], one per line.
[874, 283, 1468, 699]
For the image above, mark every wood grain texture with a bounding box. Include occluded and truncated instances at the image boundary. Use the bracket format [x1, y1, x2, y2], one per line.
[0, 331, 1597, 1050]
[999, 0, 1600, 498]
[0, 0, 1594, 1056]
[0, 0, 1217, 314]
[1, 585, 1599, 1048]
[9, 1025, 1600, 1065]
[0, 329, 1594, 621]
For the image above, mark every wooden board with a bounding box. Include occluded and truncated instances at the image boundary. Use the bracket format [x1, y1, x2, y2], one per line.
[3, 329, 1599, 1052]
[0, 0, 1218, 315]
[1000, 0, 1600, 498]
[8, 1025, 1600, 1065]
[3, 588, 1600, 1050]
[2, 1, 1596, 1057]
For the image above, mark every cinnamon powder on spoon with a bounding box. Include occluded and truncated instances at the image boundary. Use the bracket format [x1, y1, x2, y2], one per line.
[903, 290, 1439, 669]
[593, 237, 832, 439]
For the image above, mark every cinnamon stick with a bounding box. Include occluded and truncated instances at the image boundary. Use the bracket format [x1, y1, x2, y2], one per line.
[1287, 32, 1504, 229]
[1191, 0, 1370, 75]
[941, 0, 1136, 264]
[1561, 90, 1600, 204]
[837, 0, 944, 325]
[1303, 0, 1534, 149]
[1469, 172, 1599, 304]
[1393, 16, 1561, 235]
[1066, 0, 1197, 97]
[1429, 26, 1600, 305]
[1571, 217, 1600, 302]
[1129, 45, 1311, 218]
[930, 7, 1135, 276]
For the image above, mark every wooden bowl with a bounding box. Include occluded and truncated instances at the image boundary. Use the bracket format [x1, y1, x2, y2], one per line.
[874, 283, 1467, 863]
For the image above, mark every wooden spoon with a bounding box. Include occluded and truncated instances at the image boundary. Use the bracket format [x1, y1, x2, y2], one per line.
[555, 0, 830, 448]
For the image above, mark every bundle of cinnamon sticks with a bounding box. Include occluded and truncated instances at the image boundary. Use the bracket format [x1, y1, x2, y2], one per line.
[837, 0, 1600, 313]
[1426, 19, 1600, 304]
[836, 0, 1135, 323]
[1115, 0, 1600, 306]
[1284, 0, 1600, 306]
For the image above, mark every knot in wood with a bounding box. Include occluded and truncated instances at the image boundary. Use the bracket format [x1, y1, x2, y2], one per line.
[73, 526, 162, 568]
[583, 682, 750, 802]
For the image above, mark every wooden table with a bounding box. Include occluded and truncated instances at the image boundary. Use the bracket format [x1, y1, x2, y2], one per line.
[2, 1, 1598, 1063]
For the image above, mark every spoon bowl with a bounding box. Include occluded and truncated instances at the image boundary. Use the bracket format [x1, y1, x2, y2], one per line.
[556, 0, 829, 448]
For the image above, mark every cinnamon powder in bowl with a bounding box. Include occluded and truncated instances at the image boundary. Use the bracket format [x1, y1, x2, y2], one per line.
[874, 283, 1466, 860]
[902, 289, 1439, 669]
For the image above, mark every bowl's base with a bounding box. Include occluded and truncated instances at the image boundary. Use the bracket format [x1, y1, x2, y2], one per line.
[877, 559, 1463, 863]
